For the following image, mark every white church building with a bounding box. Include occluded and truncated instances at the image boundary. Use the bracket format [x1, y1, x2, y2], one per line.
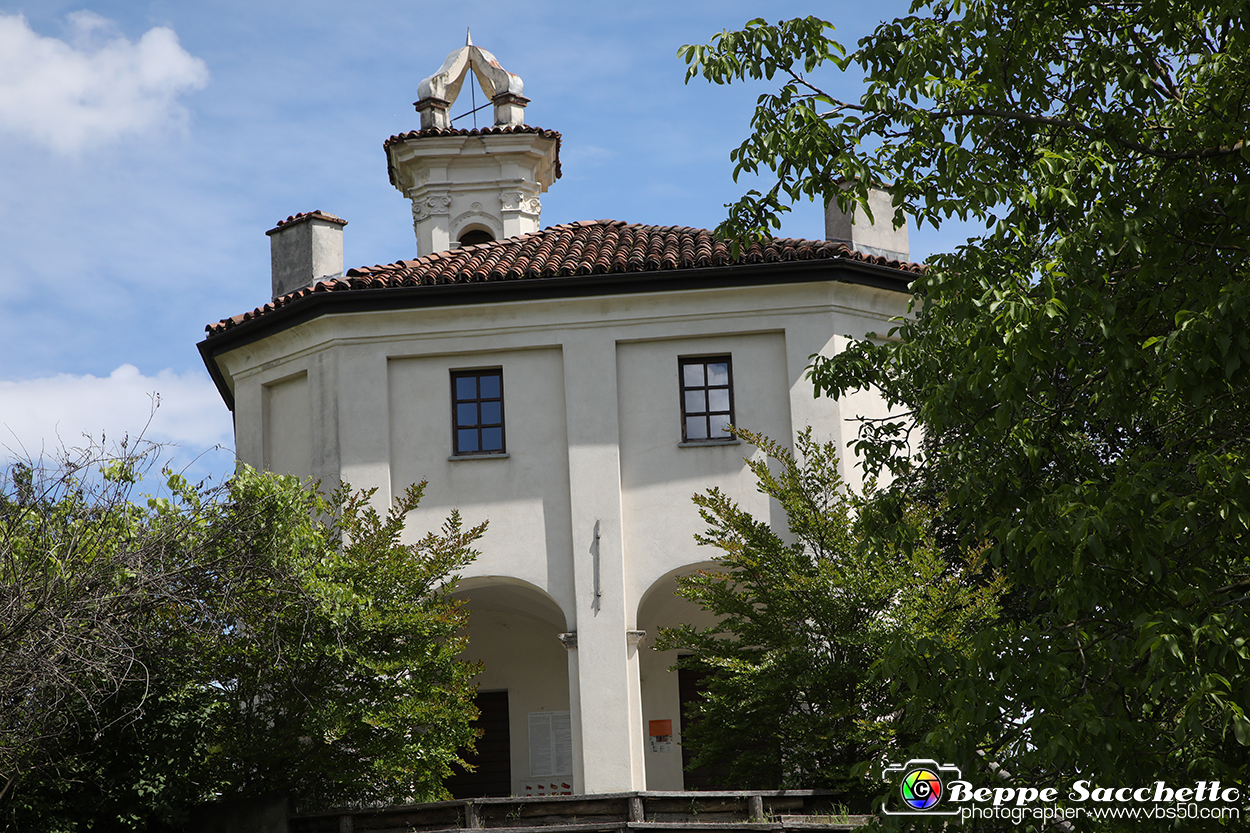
[198, 39, 917, 799]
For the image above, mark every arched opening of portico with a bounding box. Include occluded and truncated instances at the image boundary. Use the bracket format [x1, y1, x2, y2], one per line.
[634, 561, 724, 791]
[449, 578, 572, 798]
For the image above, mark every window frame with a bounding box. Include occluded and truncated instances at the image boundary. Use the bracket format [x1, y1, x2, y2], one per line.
[678, 355, 735, 443]
[450, 368, 506, 456]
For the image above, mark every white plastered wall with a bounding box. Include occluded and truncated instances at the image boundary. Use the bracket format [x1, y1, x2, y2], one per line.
[616, 330, 793, 605]
[215, 277, 912, 794]
[387, 346, 574, 610]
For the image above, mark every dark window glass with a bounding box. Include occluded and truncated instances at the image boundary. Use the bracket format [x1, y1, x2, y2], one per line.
[451, 369, 505, 454]
[679, 356, 734, 442]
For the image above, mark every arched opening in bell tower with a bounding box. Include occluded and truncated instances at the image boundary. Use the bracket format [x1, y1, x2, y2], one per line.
[458, 227, 495, 247]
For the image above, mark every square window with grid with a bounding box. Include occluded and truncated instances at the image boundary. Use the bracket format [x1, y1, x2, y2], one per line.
[452, 369, 505, 454]
[679, 356, 734, 442]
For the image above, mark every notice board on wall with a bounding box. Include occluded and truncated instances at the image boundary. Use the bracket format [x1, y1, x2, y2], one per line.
[528, 710, 573, 777]
[649, 719, 673, 753]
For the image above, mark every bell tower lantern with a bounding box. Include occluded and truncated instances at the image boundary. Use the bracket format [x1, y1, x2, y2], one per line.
[385, 34, 560, 256]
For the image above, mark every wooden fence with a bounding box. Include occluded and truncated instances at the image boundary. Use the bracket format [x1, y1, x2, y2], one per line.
[288, 791, 869, 833]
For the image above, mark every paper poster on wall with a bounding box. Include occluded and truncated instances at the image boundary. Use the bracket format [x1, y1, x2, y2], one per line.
[648, 719, 673, 752]
[528, 710, 573, 777]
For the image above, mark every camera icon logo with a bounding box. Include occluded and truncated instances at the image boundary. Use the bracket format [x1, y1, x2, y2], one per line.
[882, 759, 963, 816]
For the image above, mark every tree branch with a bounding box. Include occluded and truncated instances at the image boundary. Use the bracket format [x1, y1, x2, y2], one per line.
[936, 107, 1244, 159]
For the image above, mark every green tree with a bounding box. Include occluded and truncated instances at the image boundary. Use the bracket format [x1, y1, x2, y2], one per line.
[2, 445, 484, 830]
[0, 442, 202, 812]
[682, 1, 1250, 820]
[658, 429, 1002, 802]
[183, 467, 485, 811]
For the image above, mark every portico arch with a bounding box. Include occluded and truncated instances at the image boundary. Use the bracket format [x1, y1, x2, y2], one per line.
[634, 560, 724, 790]
[451, 578, 572, 797]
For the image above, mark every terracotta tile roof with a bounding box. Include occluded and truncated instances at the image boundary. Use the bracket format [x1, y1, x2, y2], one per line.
[384, 125, 562, 182]
[205, 219, 921, 337]
[266, 210, 347, 235]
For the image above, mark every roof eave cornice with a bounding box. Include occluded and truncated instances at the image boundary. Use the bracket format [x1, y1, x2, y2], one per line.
[199, 257, 913, 411]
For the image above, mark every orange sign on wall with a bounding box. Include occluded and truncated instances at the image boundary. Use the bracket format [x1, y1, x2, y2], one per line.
[649, 719, 673, 752]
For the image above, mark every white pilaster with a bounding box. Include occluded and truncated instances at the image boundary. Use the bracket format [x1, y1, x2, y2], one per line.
[337, 345, 392, 510]
[232, 374, 263, 469]
[308, 351, 341, 488]
[411, 193, 454, 260]
[501, 190, 543, 239]
[562, 333, 646, 793]
[560, 634, 586, 793]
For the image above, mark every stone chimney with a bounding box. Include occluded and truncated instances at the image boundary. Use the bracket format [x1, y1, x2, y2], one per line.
[266, 211, 347, 299]
[825, 185, 910, 262]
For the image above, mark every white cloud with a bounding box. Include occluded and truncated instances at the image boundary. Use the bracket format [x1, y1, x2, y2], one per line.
[0, 365, 232, 463]
[0, 12, 209, 153]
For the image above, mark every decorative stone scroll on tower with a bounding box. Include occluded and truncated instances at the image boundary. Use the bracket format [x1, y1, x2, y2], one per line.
[385, 33, 560, 257]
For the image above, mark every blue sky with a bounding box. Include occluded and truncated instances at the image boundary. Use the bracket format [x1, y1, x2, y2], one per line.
[0, 1, 967, 485]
